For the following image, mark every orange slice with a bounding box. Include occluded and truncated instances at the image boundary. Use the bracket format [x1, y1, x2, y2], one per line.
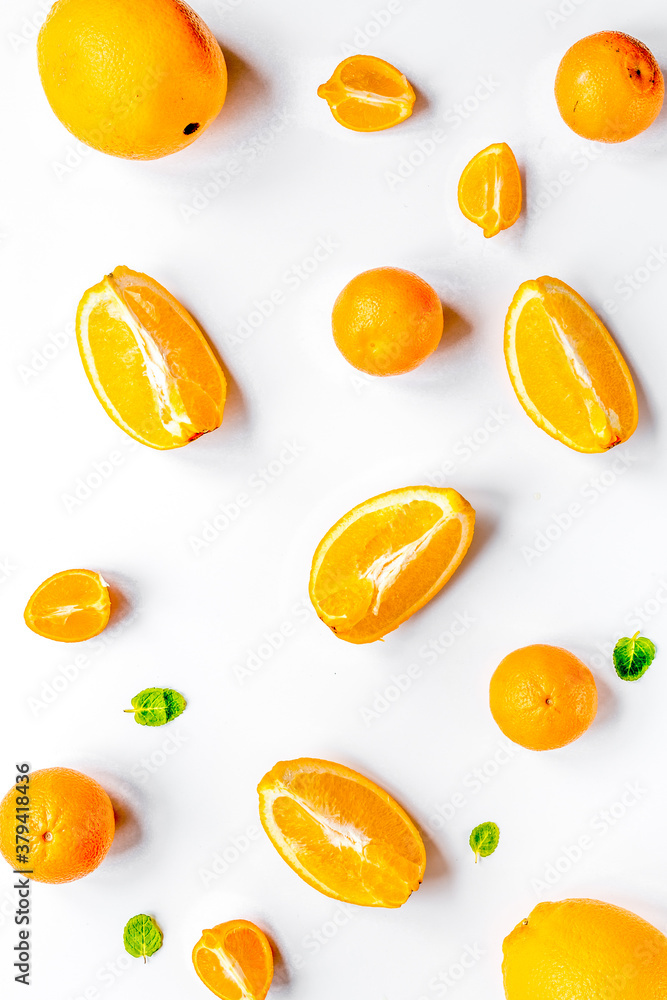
[309, 486, 475, 644]
[192, 920, 273, 1000]
[458, 142, 522, 238]
[505, 276, 638, 453]
[258, 758, 426, 908]
[24, 569, 110, 642]
[317, 55, 415, 132]
[76, 266, 226, 450]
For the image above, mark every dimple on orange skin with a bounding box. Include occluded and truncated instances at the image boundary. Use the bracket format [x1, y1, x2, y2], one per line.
[192, 920, 274, 1000]
[0, 768, 115, 883]
[458, 142, 522, 238]
[318, 55, 415, 131]
[38, 0, 228, 159]
[555, 31, 664, 142]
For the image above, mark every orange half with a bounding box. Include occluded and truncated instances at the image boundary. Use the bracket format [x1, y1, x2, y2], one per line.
[192, 920, 273, 1000]
[76, 266, 226, 450]
[458, 142, 522, 238]
[505, 276, 638, 453]
[24, 569, 110, 642]
[309, 486, 475, 643]
[317, 55, 415, 131]
[258, 758, 426, 908]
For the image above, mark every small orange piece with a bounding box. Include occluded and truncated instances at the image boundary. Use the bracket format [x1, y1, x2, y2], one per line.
[0, 767, 115, 883]
[192, 920, 273, 1000]
[258, 758, 426, 908]
[458, 142, 522, 238]
[77, 266, 226, 450]
[24, 569, 110, 642]
[555, 31, 664, 143]
[332, 267, 443, 376]
[317, 55, 415, 131]
[505, 276, 638, 453]
[489, 645, 598, 751]
[310, 486, 475, 644]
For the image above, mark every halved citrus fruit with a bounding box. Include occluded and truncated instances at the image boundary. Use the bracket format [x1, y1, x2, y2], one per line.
[309, 486, 475, 643]
[24, 569, 110, 642]
[192, 920, 273, 1000]
[317, 55, 416, 131]
[76, 266, 226, 450]
[458, 142, 522, 238]
[258, 758, 426, 908]
[505, 276, 638, 453]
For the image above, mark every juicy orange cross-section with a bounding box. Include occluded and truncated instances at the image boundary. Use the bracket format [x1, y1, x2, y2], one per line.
[458, 142, 522, 238]
[309, 486, 475, 644]
[192, 920, 273, 1000]
[24, 569, 110, 642]
[317, 55, 416, 132]
[76, 266, 226, 450]
[258, 758, 426, 908]
[505, 276, 638, 453]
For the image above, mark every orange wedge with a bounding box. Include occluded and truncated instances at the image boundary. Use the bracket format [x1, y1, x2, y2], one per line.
[458, 142, 522, 238]
[317, 55, 415, 132]
[76, 266, 226, 450]
[505, 276, 638, 453]
[24, 569, 110, 642]
[192, 920, 273, 1000]
[258, 758, 426, 908]
[309, 486, 475, 644]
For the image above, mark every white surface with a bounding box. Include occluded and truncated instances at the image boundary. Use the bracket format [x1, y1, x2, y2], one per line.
[2, 0, 667, 997]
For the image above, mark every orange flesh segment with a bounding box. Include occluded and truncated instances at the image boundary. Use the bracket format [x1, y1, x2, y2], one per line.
[76, 266, 226, 450]
[458, 142, 522, 238]
[24, 569, 110, 642]
[310, 487, 475, 643]
[258, 759, 426, 908]
[505, 276, 638, 453]
[318, 55, 415, 131]
[193, 921, 273, 1000]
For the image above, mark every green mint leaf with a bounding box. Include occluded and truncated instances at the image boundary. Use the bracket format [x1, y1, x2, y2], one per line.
[613, 633, 656, 682]
[123, 914, 163, 961]
[469, 822, 500, 862]
[125, 688, 187, 726]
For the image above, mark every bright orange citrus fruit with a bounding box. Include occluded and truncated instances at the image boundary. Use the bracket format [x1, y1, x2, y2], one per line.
[332, 267, 444, 376]
[24, 569, 110, 642]
[38, 0, 227, 159]
[258, 758, 426, 908]
[489, 645, 598, 751]
[503, 898, 667, 999]
[0, 767, 115, 883]
[318, 55, 415, 131]
[77, 266, 226, 450]
[458, 142, 522, 238]
[555, 31, 664, 142]
[505, 275, 638, 453]
[310, 486, 475, 644]
[192, 920, 273, 1000]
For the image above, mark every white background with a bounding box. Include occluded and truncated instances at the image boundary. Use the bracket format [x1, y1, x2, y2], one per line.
[1, 0, 667, 997]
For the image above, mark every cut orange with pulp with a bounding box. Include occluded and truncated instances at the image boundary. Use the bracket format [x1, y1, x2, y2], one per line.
[309, 486, 475, 644]
[192, 920, 273, 1000]
[458, 142, 522, 238]
[505, 276, 638, 453]
[76, 266, 226, 450]
[24, 569, 110, 642]
[317, 55, 415, 132]
[258, 758, 426, 908]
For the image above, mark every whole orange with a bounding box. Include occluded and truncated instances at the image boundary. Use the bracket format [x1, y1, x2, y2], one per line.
[332, 267, 444, 376]
[38, 0, 228, 159]
[555, 31, 664, 142]
[0, 768, 115, 883]
[489, 644, 597, 751]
